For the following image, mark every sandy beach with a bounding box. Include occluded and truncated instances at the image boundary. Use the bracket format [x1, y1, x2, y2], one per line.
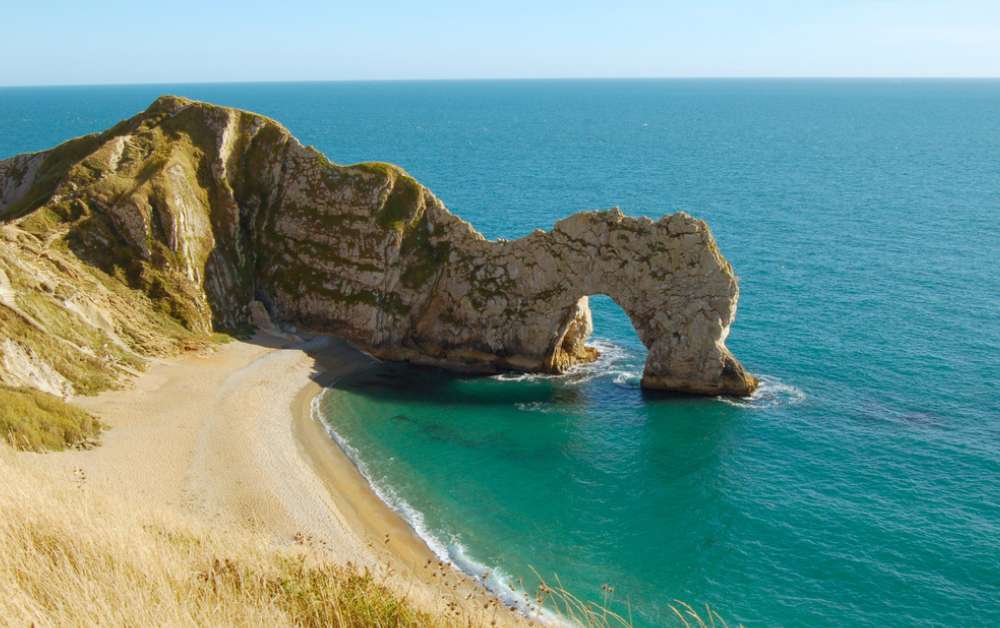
[20, 333, 524, 626]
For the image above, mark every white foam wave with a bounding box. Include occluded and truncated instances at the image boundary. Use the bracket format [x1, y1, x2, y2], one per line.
[515, 401, 560, 414]
[493, 371, 552, 382]
[311, 391, 563, 624]
[611, 370, 642, 389]
[717, 374, 806, 409]
[492, 338, 642, 389]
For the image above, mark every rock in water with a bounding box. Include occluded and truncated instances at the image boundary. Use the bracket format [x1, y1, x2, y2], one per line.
[0, 96, 757, 397]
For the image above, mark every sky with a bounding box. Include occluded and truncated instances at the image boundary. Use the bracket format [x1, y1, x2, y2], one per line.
[2, 0, 999, 86]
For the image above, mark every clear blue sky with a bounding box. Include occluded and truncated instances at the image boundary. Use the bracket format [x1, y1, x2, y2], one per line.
[3, 0, 999, 85]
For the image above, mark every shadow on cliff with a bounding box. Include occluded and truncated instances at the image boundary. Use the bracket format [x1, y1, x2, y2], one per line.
[248, 331, 749, 413]
[264, 332, 583, 409]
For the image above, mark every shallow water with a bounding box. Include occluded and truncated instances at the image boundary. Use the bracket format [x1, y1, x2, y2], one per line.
[3, 79, 999, 626]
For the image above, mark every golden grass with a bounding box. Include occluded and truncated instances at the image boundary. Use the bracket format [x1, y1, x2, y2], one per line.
[0, 386, 102, 451]
[528, 570, 740, 628]
[0, 446, 443, 627]
[0, 443, 739, 627]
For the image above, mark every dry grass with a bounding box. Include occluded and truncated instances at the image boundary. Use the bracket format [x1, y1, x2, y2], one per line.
[0, 446, 444, 627]
[0, 444, 738, 627]
[0, 386, 102, 451]
[529, 570, 740, 628]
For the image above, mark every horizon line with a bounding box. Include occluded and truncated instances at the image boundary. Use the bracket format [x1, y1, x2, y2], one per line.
[3, 76, 1000, 89]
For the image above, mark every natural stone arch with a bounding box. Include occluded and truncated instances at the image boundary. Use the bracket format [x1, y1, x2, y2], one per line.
[388, 207, 758, 396]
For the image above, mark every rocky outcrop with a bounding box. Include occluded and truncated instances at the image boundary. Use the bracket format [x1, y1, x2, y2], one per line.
[0, 96, 756, 397]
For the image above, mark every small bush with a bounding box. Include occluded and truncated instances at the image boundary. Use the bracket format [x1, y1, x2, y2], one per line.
[376, 173, 423, 231]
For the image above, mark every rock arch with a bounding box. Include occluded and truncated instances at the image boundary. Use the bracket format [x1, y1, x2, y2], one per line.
[389, 207, 758, 396]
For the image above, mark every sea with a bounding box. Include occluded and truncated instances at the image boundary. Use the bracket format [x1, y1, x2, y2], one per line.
[2, 79, 998, 627]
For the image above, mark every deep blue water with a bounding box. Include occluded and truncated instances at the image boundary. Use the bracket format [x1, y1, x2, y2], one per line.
[3, 80, 999, 626]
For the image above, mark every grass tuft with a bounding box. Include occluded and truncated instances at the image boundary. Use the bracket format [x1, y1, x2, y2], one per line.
[530, 568, 742, 628]
[0, 386, 102, 451]
[368, 167, 423, 232]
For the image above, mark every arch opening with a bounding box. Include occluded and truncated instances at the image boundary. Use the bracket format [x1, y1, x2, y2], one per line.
[546, 294, 646, 374]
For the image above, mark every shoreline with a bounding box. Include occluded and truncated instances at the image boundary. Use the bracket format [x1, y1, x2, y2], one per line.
[20, 332, 523, 625]
[289, 338, 531, 625]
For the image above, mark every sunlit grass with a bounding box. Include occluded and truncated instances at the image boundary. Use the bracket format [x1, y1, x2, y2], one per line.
[529, 569, 740, 628]
[0, 385, 102, 451]
[0, 442, 738, 627]
[0, 445, 444, 627]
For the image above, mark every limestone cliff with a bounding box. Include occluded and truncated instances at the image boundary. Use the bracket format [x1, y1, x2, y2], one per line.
[0, 96, 757, 397]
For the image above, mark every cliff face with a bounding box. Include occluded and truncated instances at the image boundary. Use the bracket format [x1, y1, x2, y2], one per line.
[0, 96, 756, 397]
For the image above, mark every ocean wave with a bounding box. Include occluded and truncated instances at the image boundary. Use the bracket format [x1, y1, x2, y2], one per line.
[718, 375, 806, 409]
[515, 401, 559, 413]
[311, 391, 563, 624]
[492, 338, 642, 389]
[611, 370, 642, 389]
[492, 371, 553, 383]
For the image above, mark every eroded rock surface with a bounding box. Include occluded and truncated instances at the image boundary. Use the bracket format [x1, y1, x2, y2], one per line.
[0, 96, 756, 397]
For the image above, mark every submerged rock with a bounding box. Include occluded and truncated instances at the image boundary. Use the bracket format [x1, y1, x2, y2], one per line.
[0, 96, 756, 396]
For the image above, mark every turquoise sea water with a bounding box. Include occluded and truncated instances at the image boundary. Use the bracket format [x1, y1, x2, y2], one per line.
[3, 80, 998, 626]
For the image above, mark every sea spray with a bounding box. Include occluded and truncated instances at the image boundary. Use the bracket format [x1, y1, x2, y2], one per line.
[494, 338, 642, 388]
[717, 375, 807, 409]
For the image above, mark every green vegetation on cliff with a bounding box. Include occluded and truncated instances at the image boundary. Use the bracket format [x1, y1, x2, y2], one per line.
[0, 386, 102, 451]
[400, 217, 450, 289]
[1, 134, 105, 222]
[356, 163, 423, 232]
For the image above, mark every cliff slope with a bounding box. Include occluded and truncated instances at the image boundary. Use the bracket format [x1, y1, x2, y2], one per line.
[0, 96, 756, 397]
